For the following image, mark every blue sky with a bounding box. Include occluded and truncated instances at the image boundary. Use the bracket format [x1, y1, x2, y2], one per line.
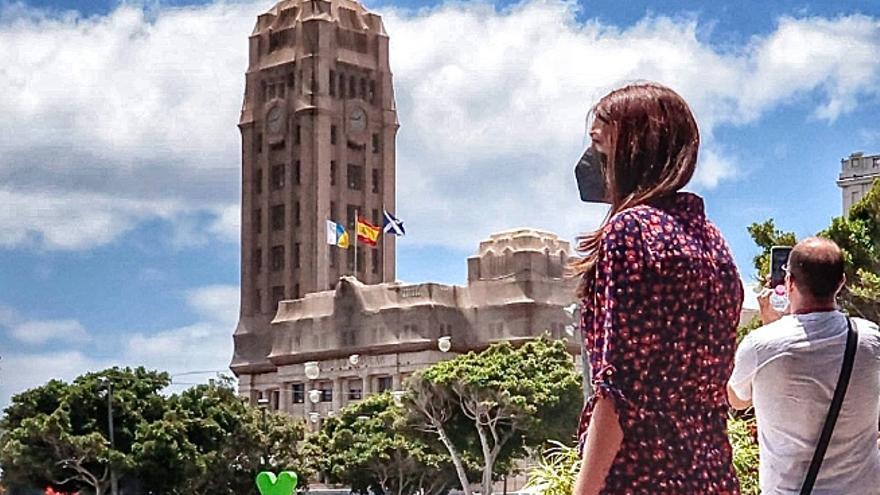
[1, 0, 879, 408]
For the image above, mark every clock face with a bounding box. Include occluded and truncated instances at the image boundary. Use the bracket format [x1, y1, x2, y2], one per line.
[267, 105, 284, 134]
[349, 107, 366, 133]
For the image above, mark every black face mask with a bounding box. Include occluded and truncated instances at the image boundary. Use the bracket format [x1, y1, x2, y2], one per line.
[574, 146, 609, 203]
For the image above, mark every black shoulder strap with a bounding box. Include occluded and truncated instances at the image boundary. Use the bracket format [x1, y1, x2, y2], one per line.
[800, 317, 859, 495]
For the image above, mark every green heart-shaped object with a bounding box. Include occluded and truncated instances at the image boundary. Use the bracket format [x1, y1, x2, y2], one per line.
[255, 471, 298, 495]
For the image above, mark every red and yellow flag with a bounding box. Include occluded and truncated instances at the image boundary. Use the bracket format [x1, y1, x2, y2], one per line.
[356, 217, 381, 246]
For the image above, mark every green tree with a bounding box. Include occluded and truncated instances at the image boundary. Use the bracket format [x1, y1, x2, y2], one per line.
[134, 376, 311, 495]
[405, 337, 582, 495]
[307, 392, 453, 495]
[746, 180, 880, 322]
[745, 219, 797, 282]
[1, 371, 310, 495]
[0, 368, 170, 494]
[820, 180, 880, 321]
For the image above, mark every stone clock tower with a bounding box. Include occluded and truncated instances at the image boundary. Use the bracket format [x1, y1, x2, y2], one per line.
[232, 0, 398, 376]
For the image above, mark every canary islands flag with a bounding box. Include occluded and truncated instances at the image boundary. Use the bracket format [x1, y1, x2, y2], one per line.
[356, 217, 381, 246]
[326, 220, 349, 249]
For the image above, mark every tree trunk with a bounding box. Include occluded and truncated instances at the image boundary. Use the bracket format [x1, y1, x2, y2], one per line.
[434, 420, 472, 495]
[474, 421, 496, 495]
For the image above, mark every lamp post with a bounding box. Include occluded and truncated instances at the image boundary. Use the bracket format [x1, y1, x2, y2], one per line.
[99, 377, 119, 495]
[564, 302, 592, 401]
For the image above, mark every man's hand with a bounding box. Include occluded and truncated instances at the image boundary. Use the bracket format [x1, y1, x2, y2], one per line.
[757, 287, 783, 325]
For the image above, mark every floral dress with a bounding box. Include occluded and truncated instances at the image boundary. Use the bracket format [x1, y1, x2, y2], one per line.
[578, 192, 743, 494]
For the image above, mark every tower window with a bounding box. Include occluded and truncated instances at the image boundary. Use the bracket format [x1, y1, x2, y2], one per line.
[295, 202, 301, 226]
[349, 76, 356, 98]
[294, 283, 300, 299]
[271, 285, 285, 307]
[271, 164, 285, 190]
[371, 169, 379, 193]
[271, 204, 285, 231]
[330, 161, 337, 186]
[255, 168, 263, 194]
[360, 78, 367, 99]
[329, 70, 336, 96]
[294, 243, 301, 268]
[372, 133, 380, 153]
[256, 133, 263, 154]
[369, 80, 376, 104]
[330, 247, 337, 268]
[254, 248, 262, 273]
[371, 208, 379, 226]
[347, 205, 358, 230]
[296, 125, 301, 145]
[271, 245, 285, 271]
[331, 125, 337, 145]
[330, 201, 338, 222]
[294, 160, 301, 184]
[372, 249, 379, 274]
[254, 289, 262, 313]
[339, 74, 346, 98]
[288, 72, 295, 88]
[254, 209, 263, 234]
[347, 164, 363, 190]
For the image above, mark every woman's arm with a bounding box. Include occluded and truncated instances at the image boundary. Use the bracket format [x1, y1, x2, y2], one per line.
[573, 395, 624, 495]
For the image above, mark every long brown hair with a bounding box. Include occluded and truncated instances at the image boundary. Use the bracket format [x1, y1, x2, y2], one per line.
[571, 82, 700, 296]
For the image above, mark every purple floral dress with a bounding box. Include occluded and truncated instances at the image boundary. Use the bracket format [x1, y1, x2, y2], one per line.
[578, 192, 743, 494]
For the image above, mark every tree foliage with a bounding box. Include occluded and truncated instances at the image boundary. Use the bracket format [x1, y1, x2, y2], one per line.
[0, 368, 169, 494]
[0, 370, 309, 494]
[405, 337, 582, 495]
[746, 179, 880, 322]
[820, 179, 880, 321]
[306, 393, 453, 495]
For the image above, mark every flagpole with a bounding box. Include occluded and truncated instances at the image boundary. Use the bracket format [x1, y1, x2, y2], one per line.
[381, 206, 386, 283]
[354, 208, 358, 280]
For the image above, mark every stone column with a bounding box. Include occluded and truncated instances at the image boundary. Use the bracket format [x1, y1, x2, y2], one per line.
[332, 376, 344, 411]
[362, 373, 372, 397]
[279, 383, 291, 413]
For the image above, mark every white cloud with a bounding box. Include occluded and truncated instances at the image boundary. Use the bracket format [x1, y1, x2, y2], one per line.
[9, 318, 89, 345]
[124, 285, 238, 376]
[0, 285, 238, 410]
[384, 2, 880, 249]
[0, 350, 108, 411]
[0, 1, 878, 253]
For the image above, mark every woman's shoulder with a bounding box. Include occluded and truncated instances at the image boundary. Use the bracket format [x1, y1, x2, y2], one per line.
[604, 204, 662, 234]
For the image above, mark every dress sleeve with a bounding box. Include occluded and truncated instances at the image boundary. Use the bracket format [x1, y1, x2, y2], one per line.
[592, 211, 650, 417]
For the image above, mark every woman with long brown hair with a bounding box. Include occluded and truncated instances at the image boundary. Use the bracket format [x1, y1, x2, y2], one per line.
[572, 82, 743, 494]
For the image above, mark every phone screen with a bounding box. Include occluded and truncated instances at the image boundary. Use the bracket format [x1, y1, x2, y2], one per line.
[770, 246, 793, 287]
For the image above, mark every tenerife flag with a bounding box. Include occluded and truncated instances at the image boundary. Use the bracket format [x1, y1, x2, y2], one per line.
[383, 210, 405, 236]
[326, 220, 350, 249]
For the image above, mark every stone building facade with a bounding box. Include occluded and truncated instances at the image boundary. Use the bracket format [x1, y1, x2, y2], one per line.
[236, 229, 580, 426]
[838, 151, 880, 214]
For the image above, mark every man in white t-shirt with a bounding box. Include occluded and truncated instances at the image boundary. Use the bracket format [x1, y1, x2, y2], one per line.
[728, 237, 880, 494]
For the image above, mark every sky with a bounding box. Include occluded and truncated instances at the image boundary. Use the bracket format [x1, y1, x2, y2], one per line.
[1, 0, 879, 409]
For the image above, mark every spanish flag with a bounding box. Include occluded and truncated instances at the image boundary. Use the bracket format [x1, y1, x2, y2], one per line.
[356, 217, 381, 247]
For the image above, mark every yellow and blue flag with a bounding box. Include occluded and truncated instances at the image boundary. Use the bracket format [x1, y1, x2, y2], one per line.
[326, 220, 349, 249]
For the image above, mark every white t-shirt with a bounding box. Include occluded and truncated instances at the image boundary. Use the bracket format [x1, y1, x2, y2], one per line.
[729, 311, 880, 495]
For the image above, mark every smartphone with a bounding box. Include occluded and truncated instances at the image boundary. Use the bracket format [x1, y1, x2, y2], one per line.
[770, 246, 793, 287]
